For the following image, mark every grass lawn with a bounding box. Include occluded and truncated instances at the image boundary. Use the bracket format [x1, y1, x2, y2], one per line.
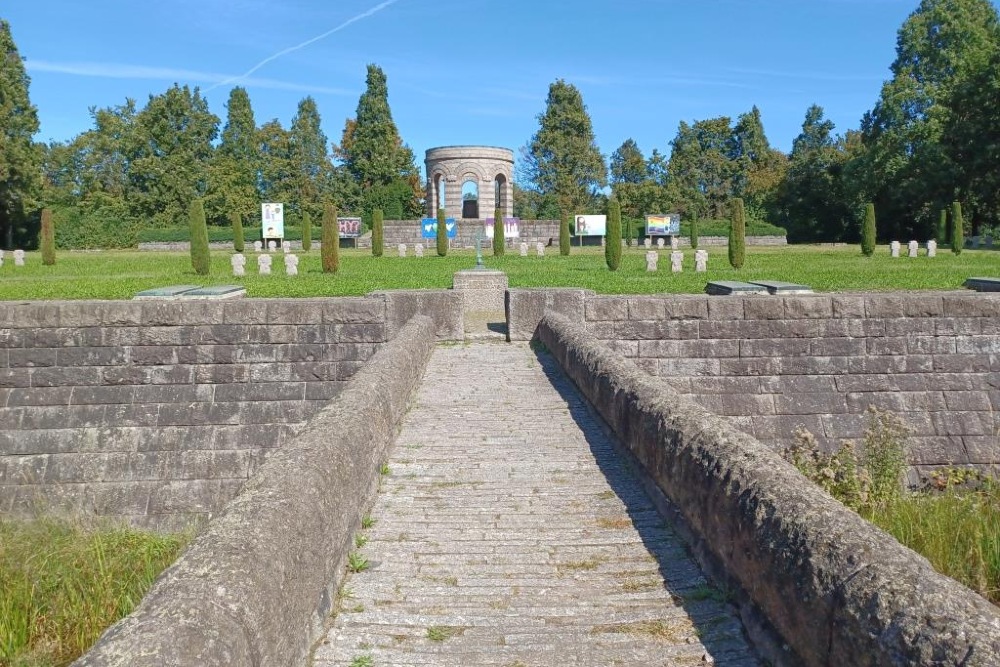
[0, 244, 997, 300]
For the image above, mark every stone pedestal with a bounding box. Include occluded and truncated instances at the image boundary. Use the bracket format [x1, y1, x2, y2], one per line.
[453, 269, 509, 338]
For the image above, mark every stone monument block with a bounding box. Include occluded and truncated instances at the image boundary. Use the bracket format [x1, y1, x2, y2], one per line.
[890, 241, 900, 258]
[258, 253, 272, 275]
[927, 240, 937, 258]
[13, 249, 25, 266]
[231, 253, 246, 277]
[908, 240, 918, 258]
[671, 251, 683, 273]
[646, 251, 658, 272]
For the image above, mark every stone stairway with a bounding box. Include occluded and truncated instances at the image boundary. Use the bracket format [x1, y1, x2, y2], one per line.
[311, 342, 760, 666]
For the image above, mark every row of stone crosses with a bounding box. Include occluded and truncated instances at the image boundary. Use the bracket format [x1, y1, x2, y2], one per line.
[892, 240, 938, 257]
[232, 251, 298, 276]
[0, 249, 26, 267]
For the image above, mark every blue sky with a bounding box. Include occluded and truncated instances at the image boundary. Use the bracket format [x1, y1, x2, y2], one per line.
[6, 0, 981, 178]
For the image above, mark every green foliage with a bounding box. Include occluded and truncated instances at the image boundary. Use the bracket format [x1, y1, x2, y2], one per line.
[0, 517, 188, 666]
[372, 208, 383, 257]
[289, 97, 333, 222]
[605, 198, 622, 271]
[188, 199, 210, 275]
[40, 208, 54, 265]
[559, 213, 570, 256]
[728, 198, 746, 269]
[436, 207, 447, 257]
[300, 211, 312, 252]
[231, 209, 245, 253]
[493, 207, 504, 256]
[322, 203, 339, 273]
[525, 79, 607, 215]
[952, 201, 965, 254]
[207, 87, 260, 223]
[861, 203, 876, 256]
[53, 204, 141, 249]
[938, 208, 949, 245]
[689, 217, 699, 250]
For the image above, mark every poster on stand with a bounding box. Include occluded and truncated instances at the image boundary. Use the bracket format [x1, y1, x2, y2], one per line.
[338, 217, 362, 238]
[645, 213, 681, 236]
[421, 218, 457, 238]
[574, 214, 607, 236]
[262, 203, 285, 239]
[484, 218, 520, 239]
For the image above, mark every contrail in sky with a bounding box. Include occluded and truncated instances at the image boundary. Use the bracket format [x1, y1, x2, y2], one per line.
[207, 0, 400, 92]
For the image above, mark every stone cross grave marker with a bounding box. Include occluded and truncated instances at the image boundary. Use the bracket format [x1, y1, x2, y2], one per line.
[536, 242, 545, 257]
[927, 240, 937, 258]
[398, 243, 407, 258]
[671, 251, 683, 273]
[414, 244, 424, 257]
[890, 241, 900, 258]
[253, 240, 262, 252]
[601, 236, 606, 247]
[13, 249, 25, 266]
[283, 244, 291, 254]
[908, 240, 919, 258]
[646, 251, 658, 272]
[284, 253, 299, 276]
[0, 250, 4, 267]
[267, 240, 277, 252]
[695, 249, 708, 273]
[644, 238, 652, 249]
[231, 253, 246, 277]
[656, 238, 664, 249]
[670, 236, 680, 251]
[519, 243, 528, 257]
[258, 253, 272, 275]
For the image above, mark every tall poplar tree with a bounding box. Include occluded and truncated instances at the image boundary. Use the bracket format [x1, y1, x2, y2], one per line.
[209, 87, 260, 222]
[609, 139, 649, 220]
[290, 96, 333, 221]
[524, 80, 607, 215]
[0, 19, 43, 248]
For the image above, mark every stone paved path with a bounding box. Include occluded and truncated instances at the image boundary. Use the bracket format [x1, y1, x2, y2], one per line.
[312, 343, 760, 667]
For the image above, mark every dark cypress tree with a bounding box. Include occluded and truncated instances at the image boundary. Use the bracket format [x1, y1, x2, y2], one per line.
[40, 208, 54, 265]
[729, 198, 746, 269]
[436, 207, 448, 257]
[231, 210, 245, 253]
[322, 203, 339, 272]
[372, 208, 384, 257]
[951, 201, 964, 255]
[189, 199, 210, 275]
[301, 211, 312, 252]
[938, 208, 948, 245]
[493, 207, 504, 256]
[861, 203, 876, 257]
[689, 216, 699, 251]
[559, 213, 570, 256]
[606, 198, 622, 271]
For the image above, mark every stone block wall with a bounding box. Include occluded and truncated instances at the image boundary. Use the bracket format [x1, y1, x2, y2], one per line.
[508, 289, 1000, 479]
[0, 298, 388, 529]
[382, 220, 561, 250]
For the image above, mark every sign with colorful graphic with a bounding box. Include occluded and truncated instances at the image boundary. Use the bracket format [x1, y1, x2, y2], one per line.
[338, 217, 362, 238]
[262, 203, 285, 239]
[484, 217, 520, 239]
[421, 218, 457, 239]
[645, 213, 681, 236]
[574, 214, 607, 237]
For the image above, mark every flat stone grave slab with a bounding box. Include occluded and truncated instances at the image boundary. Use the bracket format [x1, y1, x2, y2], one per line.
[177, 285, 247, 300]
[705, 280, 769, 296]
[749, 280, 814, 295]
[963, 277, 1000, 292]
[132, 285, 202, 300]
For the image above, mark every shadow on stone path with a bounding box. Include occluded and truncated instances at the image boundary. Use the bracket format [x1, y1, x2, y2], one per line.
[311, 342, 760, 667]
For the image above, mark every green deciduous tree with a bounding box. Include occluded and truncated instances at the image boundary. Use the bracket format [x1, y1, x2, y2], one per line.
[436, 207, 447, 257]
[862, 203, 876, 256]
[665, 117, 734, 219]
[606, 198, 622, 271]
[258, 120, 297, 209]
[524, 80, 607, 215]
[0, 19, 43, 249]
[322, 203, 339, 272]
[951, 201, 964, 254]
[729, 198, 746, 269]
[732, 106, 787, 221]
[493, 207, 504, 256]
[231, 209, 244, 252]
[189, 199, 210, 275]
[40, 208, 54, 265]
[300, 211, 312, 252]
[610, 139, 650, 220]
[371, 208, 383, 257]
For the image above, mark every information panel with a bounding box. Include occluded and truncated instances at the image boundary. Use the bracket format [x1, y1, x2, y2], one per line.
[262, 203, 285, 239]
[484, 217, 520, 239]
[338, 217, 362, 238]
[646, 213, 681, 236]
[574, 214, 607, 236]
[421, 218, 457, 238]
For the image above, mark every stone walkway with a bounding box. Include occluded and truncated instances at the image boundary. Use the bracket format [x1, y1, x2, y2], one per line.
[312, 343, 759, 667]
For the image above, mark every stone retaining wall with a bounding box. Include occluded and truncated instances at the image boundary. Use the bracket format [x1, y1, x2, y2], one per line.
[538, 312, 1000, 667]
[383, 219, 561, 249]
[508, 289, 1000, 478]
[74, 315, 438, 667]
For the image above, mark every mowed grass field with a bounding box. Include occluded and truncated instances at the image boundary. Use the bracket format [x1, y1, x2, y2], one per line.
[0, 244, 997, 300]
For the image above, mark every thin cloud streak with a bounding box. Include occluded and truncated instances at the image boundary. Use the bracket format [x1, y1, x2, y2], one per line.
[728, 67, 883, 82]
[206, 0, 401, 91]
[25, 60, 355, 95]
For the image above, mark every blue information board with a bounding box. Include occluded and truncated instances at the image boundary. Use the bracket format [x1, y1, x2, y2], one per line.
[421, 218, 457, 238]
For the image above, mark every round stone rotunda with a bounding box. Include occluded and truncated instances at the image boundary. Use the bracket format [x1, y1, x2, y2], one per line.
[425, 146, 514, 220]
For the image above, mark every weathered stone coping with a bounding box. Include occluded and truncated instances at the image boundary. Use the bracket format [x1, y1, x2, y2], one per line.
[537, 312, 1000, 667]
[73, 315, 437, 667]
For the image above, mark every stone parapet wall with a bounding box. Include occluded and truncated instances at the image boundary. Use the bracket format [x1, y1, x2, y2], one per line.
[537, 312, 1000, 667]
[382, 219, 561, 250]
[507, 289, 1000, 477]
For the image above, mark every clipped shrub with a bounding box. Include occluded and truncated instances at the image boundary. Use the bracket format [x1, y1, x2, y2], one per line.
[938, 208, 948, 246]
[40, 208, 55, 265]
[300, 211, 312, 252]
[952, 201, 964, 255]
[189, 199, 210, 275]
[559, 213, 570, 255]
[606, 198, 622, 271]
[436, 207, 447, 257]
[728, 198, 746, 269]
[372, 208, 384, 257]
[861, 203, 876, 257]
[231, 210, 244, 253]
[493, 207, 504, 256]
[322, 203, 339, 273]
[690, 217, 699, 251]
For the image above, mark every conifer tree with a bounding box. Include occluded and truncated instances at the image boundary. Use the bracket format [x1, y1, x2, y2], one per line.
[189, 199, 210, 275]
[729, 198, 746, 269]
[40, 208, 54, 265]
[938, 208, 948, 245]
[301, 211, 312, 252]
[322, 203, 339, 272]
[493, 207, 504, 256]
[372, 208, 384, 257]
[952, 201, 965, 254]
[231, 210, 244, 253]
[606, 198, 622, 271]
[436, 207, 448, 257]
[559, 213, 570, 256]
[861, 203, 876, 256]
[690, 216, 699, 251]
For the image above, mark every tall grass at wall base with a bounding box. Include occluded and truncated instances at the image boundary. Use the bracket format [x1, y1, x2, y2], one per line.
[0, 517, 190, 667]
